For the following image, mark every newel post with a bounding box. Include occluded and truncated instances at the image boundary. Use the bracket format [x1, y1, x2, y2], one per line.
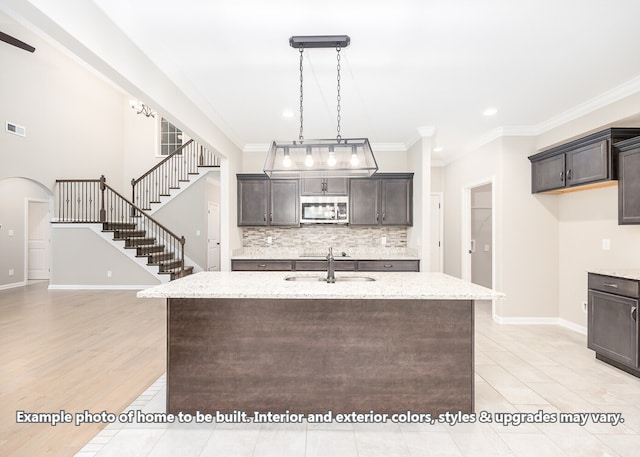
[180, 236, 186, 275]
[99, 175, 106, 222]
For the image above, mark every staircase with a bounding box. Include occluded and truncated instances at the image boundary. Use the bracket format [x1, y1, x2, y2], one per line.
[55, 176, 193, 280]
[103, 221, 193, 279]
[54, 140, 220, 282]
[132, 139, 220, 211]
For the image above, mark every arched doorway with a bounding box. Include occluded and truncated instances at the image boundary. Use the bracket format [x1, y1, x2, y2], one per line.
[0, 177, 54, 289]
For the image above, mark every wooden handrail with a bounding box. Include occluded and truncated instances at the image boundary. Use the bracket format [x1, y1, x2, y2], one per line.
[132, 139, 195, 187]
[103, 181, 184, 243]
[131, 139, 220, 211]
[55, 176, 187, 278]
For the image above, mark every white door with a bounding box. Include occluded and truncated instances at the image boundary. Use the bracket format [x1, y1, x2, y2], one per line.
[207, 202, 220, 271]
[28, 201, 50, 280]
[430, 194, 443, 272]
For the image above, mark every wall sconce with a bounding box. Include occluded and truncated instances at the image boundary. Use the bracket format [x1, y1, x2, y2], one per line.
[130, 100, 156, 118]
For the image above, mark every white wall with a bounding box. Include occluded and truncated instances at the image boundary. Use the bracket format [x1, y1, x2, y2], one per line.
[0, 11, 128, 191]
[557, 186, 640, 327]
[443, 136, 560, 321]
[50, 225, 160, 288]
[152, 171, 220, 270]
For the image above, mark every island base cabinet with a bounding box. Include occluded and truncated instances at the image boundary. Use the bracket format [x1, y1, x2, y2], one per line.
[167, 297, 474, 415]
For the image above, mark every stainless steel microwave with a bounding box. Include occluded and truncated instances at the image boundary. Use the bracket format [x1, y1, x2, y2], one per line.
[300, 196, 348, 224]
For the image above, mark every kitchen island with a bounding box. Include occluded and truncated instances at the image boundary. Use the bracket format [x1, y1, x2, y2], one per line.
[138, 271, 501, 416]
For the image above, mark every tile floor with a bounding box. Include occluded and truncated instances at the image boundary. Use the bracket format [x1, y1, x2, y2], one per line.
[75, 302, 640, 457]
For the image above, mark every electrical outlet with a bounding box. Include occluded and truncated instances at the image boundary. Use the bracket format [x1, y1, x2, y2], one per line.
[582, 301, 588, 313]
[266, 236, 272, 244]
[8, 229, 14, 237]
[107, 271, 112, 278]
[381, 236, 387, 245]
[9, 269, 14, 277]
[602, 239, 611, 250]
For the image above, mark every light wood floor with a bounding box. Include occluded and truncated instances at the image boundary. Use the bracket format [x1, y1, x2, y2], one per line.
[0, 281, 166, 457]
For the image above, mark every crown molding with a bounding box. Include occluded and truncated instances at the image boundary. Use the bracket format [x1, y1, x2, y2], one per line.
[535, 75, 640, 134]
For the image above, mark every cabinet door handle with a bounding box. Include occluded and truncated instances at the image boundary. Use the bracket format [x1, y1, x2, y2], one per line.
[263, 213, 267, 222]
[270, 213, 273, 222]
[382, 212, 386, 221]
[567, 169, 572, 180]
[603, 283, 619, 289]
[632, 306, 637, 323]
[560, 171, 564, 182]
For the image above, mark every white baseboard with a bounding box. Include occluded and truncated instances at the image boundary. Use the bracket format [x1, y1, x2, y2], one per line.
[492, 314, 587, 335]
[557, 319, 588, 335]
[0, 281, 27, 291]
[48, 284, 155, 291]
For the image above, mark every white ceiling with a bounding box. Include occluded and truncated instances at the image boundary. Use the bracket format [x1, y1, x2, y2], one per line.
[89, 0, 640, 161]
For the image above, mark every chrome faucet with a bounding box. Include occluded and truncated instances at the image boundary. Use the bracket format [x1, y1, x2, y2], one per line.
[326, 247, 336, 283]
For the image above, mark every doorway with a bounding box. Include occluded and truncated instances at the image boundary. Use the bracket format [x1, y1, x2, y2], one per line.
[207, 202, 220, 271]
[470, 184, 492, 288]
[461, 179, 495, 292]
[27, 199, 51, 280]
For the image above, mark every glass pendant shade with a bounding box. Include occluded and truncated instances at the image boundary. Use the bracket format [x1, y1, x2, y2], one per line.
[263, 138, 378, 179]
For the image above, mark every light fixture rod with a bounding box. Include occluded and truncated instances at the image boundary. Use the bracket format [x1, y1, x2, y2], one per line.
[289, 35, 350, 49]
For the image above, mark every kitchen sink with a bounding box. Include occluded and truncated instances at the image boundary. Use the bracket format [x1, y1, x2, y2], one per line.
[284, 275, 375, 282]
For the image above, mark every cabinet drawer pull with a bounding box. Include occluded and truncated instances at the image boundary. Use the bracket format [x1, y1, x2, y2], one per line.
[632, 306, 637, 323]
[603, 283, 619, 288]
[384, 264, 393, 268]
[257, 264, 267, 268]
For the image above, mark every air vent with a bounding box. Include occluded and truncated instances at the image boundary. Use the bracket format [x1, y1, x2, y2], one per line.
[6, 121, 26, 137]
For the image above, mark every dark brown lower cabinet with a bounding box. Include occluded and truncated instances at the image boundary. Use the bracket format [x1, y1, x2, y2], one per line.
[587, 273, 639, 377]
[231, 259, 420, 272]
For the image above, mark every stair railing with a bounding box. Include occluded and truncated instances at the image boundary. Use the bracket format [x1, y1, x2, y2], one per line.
[131, 139, 220, 210]
[55, 176, 187, 278]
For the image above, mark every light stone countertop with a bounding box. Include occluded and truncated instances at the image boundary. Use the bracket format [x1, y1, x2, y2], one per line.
[137, 271, 504, 300]
[588, 269, 640, 281]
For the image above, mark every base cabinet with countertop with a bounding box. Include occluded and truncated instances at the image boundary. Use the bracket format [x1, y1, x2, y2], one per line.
[138, 271, 502, 415]
[232, 258, 420, 272]
[587, 272, 640, 377]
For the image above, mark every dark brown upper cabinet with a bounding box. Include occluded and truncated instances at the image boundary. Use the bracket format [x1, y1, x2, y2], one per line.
[237, 174, 299, 226]
[349, 173, 413, 226]
[616, 135, 640, 225]
[300, 178, 348, 196]
[529, 128, 640, 194]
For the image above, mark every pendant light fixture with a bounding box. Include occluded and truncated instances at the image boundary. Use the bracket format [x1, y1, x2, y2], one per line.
[263, 35, 378, 179]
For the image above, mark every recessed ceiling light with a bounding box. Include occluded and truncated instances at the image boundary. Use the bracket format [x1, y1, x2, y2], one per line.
[282, 109, 295, 118]
[483, 107, 498, 117]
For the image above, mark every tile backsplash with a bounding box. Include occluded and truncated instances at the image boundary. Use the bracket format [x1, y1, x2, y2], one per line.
[242, 225, 409, 255]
